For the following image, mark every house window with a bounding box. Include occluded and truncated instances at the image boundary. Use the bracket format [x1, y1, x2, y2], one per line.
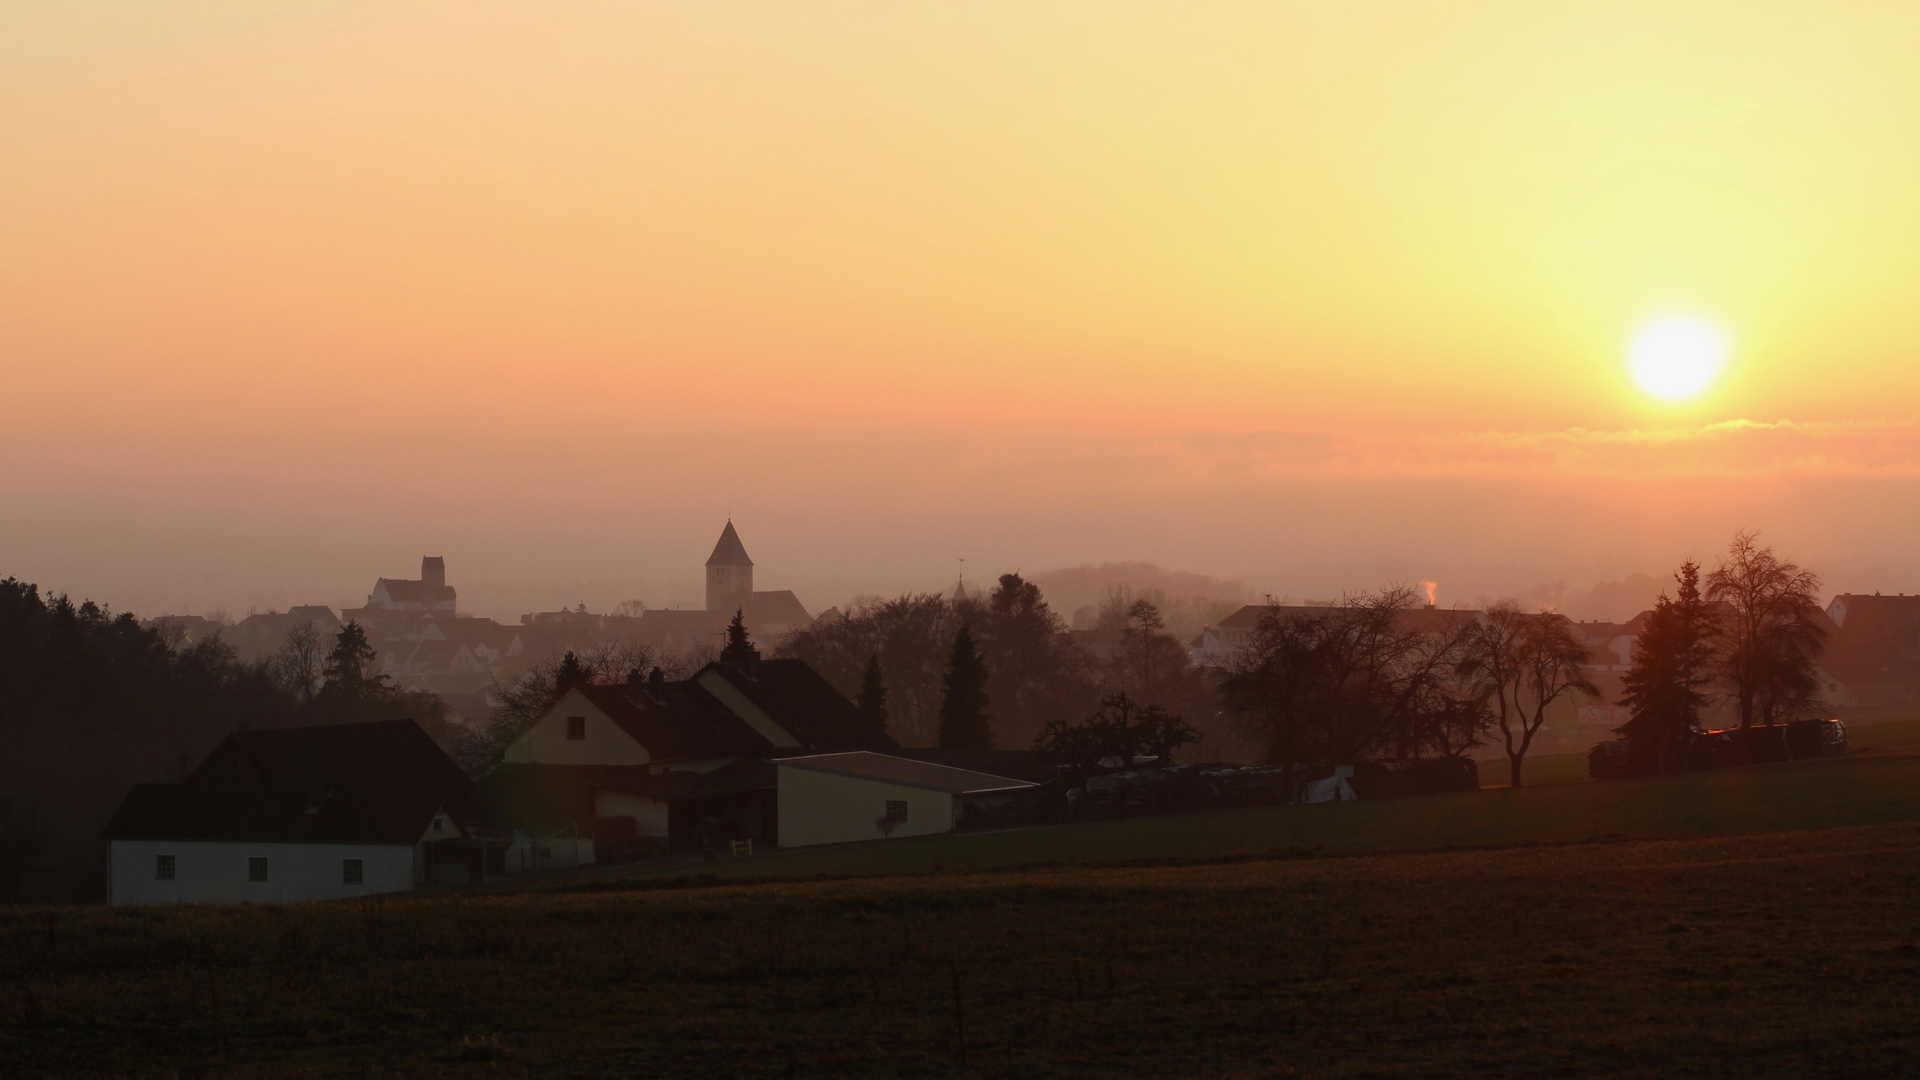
[155, 855, 175, 880]
[249, 857, 269, 882]
[566, 716, 586, 740]
[884, 800, 909, 825]
[343, 859, 363, 885]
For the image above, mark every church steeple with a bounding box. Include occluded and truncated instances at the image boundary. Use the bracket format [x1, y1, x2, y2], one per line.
[705, 521, 754, 613]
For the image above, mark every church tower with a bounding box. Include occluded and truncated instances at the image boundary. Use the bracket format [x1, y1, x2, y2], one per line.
[705, 521, 755, 614]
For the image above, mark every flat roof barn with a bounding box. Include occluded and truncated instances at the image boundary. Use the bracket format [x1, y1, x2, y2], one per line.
[774, 752, 1035, 848]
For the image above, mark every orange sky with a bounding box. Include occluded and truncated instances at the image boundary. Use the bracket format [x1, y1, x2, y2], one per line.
[6, 3, 1920, 617]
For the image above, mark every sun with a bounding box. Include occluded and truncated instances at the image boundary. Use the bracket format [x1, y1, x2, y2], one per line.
[1628, 316, 1728, 401]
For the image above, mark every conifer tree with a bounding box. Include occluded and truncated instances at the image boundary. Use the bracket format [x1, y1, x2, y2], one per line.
[554, 650, 590, 694]
[720, 609, 760, 663]
[856, 654, 889, 730]
[1618, 561, 1717, 772]
[937, 626, 993, 749]
[319, 620, 389, 702]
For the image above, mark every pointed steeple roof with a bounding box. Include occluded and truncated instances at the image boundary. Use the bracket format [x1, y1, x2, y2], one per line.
[706, 521, 754, 567]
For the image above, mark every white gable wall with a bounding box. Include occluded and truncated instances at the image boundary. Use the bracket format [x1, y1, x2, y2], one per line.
[503, 689, 651, 765]
[777, 766, 954, 848]
[110, 839, 416, 905]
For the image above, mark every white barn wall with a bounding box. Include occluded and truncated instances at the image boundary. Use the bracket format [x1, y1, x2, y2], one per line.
[593, 790, 670, 838]
[109, 840, 415, 905]
[776, 766, 954, 848]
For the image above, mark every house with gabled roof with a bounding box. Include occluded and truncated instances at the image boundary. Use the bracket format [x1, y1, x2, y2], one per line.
[486, 658, 898, 852]
[102, 720, 488, 905]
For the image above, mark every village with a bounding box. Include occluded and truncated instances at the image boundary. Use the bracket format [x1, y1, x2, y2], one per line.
[91, 522, 1914, 906]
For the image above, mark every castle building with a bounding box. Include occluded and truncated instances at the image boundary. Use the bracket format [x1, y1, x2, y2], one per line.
[366, 556, 457, 614]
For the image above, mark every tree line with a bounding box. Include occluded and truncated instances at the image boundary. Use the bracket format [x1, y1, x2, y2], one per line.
[0, 579, 455, 901]
[1215, 532, 1832, 786]
[777, 572, 1222, 755]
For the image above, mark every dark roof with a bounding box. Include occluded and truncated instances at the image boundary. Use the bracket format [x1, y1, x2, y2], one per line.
[103, 784, 446, 845]
[890, 748, 1068, 784]
[698, 659, 899, 752]
[775, 752, 1035, 794]
[479, 760, 775, 830]
[1823, 594, 1920, 686]
[706, 521, 754, 567]
[746, 590, 812, 629]
[375, 578, 457, 605]
[189, 720, 476, 810]
[575, 682, 773, 760]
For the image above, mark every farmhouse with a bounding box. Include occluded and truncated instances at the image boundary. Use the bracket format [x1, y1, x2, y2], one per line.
[775, 752, 1036, 848]
[482, 658, 898, 852]
[102, 720, 485, 905]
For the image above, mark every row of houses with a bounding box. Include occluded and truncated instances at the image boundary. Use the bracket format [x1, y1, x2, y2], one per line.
[103, 654, 1048, 905]
[148, 524, 819, 707]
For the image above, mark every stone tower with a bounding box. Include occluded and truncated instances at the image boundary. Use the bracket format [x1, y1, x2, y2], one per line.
[705, 521, 754, 615]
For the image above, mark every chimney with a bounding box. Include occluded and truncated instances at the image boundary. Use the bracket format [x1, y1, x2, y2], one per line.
[649, 666, 664, 690]
[421, 556, 446, 589]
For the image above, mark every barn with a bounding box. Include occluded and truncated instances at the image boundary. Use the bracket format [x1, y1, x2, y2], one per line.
[102, 720, 485, 904]
[775, 752, 1036, 848]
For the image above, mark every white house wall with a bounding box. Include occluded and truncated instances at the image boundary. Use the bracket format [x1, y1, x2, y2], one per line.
[593, 789, 671, 838]
[503, 691, 650, 765]
[776, 766, 954, 848]
[110, 840, 416, 905]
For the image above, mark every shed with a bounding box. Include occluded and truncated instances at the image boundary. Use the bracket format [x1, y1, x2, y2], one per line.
[775, 752, 1035, 848]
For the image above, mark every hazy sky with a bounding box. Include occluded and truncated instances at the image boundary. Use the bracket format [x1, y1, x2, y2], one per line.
[6, 2, 1920, 620]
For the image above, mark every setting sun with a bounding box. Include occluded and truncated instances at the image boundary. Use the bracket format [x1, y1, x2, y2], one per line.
[1629, 316, 1729, 402]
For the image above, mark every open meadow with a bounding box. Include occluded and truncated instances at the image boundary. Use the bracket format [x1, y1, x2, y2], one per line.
[8, 723, 1920, 1078]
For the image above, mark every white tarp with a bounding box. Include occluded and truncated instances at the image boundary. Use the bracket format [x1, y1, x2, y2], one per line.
[1297, 765, 1357, 803]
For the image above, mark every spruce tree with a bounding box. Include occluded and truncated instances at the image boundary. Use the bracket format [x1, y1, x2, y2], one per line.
[856, 654, 889, 730]
[319, 620, 389, 703]
[1618, 561, 1717, 772]
[554, 650, 590, 694]
[720, 609, 760, 663]
[937, 626, 993, 749]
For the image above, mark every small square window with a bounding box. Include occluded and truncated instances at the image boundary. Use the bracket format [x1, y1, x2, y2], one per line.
[884, 800, 908, 824]
[566, 716, 586, 740]
[155, 855, 176, 880]
[248, 857, 269, 882]
[343, 858, 363, 885]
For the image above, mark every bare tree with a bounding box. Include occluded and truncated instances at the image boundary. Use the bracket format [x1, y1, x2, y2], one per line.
[1705, 532, 1827, 756]
[271, 621, 327, 702]
[1464, 603, 1598, 787]
[777, 593, 966, 746]
[1219, 586, 1479, 769]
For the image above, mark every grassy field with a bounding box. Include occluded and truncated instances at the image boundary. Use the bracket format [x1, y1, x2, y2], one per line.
[563, 724, 1920, 889]
[8, 725, 1920, 1078]
[5, 822, 1919, 1077]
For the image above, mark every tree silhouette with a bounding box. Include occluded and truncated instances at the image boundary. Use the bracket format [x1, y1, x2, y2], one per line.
[937, 626, 992, 749]
[856, 654, 888, 730]
[1618, 561, 1718, 772]
[319, 621, 388, 703]
[720, 609, 760, 663]
[554, 651, 590, 694]
[1706, 532, 1827, 758]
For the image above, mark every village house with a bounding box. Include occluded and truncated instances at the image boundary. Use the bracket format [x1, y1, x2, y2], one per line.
[102, 720, 488, 905]
[482, 657, 900, 853]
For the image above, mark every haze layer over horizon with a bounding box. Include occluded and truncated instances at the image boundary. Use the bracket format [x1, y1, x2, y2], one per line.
[7, 3, 1920, 619]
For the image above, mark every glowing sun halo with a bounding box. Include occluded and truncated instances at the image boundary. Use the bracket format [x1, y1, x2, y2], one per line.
[1629, 316, 1728, 401]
